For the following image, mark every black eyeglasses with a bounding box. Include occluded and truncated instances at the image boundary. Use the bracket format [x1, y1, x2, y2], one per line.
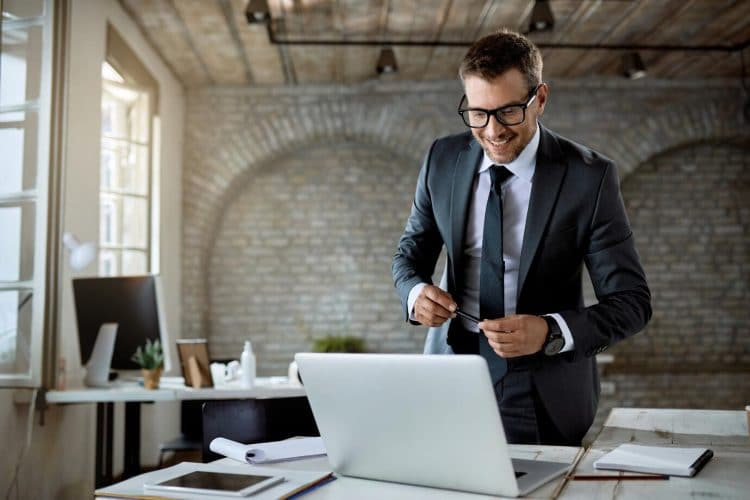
[458, 84, 541, 128]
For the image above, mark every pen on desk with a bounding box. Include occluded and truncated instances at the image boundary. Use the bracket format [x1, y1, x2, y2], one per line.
[287, 474, 336, 499]
[570, 474, 670, 481]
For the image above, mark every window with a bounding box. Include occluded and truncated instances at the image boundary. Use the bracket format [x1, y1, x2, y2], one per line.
[99, 53, 154, 276]
[0, 0, 55, 387]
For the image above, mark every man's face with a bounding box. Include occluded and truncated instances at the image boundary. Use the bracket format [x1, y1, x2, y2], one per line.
[463, 69, 547, 165]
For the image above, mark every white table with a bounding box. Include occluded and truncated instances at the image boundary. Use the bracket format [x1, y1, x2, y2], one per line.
[93, 407, 750, 499]
[46, 377, 306, 403]
[46, 377, 305, 487]
[96, 445, 583, 500]
[559, 408, 750, 499]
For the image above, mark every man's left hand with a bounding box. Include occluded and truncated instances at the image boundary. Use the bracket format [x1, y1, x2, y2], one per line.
[478, 315, 548, 358]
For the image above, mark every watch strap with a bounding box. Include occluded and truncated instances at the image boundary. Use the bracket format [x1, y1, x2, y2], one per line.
[542, 315, 564, 356]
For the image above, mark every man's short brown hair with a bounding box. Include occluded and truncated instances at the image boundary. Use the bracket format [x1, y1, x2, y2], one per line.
[459, 29, 543, 90]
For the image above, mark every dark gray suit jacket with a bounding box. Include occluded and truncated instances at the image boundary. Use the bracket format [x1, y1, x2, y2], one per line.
[392, 124, 651, 443]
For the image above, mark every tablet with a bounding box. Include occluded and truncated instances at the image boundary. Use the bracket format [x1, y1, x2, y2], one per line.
[144, 470, 284, 497]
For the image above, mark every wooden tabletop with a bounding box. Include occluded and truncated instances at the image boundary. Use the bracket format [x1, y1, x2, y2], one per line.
[560, 408, 750, 500]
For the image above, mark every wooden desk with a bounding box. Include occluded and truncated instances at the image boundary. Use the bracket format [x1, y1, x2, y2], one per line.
[46, 377, 305, 488]
[560, 408, 750, 499]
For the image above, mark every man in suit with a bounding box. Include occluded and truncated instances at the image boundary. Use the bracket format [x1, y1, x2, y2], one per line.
[392, 29, 651, 446]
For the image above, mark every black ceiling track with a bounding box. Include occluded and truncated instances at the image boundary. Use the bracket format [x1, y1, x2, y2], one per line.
[255, 18, 749, 53]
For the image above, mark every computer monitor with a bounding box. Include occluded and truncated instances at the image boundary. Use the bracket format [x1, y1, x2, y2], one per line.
[73, 275, 171, 382]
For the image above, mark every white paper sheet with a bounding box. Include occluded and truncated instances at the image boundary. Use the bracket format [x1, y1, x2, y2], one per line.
[210, 437, 326, 464]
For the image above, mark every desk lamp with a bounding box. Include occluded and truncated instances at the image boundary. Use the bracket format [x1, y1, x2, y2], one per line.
[62, 232, 96, 271]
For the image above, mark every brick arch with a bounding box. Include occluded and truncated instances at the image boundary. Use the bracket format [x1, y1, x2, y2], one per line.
[181, 97, 453, 338]
[205, 141, 424, 365]
[181, 92, 746, 338]
[615, 140, 750, 372]
[601, 99, 747, 178]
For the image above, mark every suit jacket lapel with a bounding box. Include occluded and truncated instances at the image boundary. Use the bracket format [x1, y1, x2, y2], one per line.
[517, 125, 567, 300]
[450, 138, 483, 290]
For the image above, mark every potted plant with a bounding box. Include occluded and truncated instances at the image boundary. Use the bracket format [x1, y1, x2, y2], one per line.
[289, 335, 367, 385]
[312, 335, 367, 353]
[131, 338, 165, 389]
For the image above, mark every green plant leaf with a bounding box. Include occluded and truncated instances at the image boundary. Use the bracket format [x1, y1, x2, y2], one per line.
[131, 338, 165, 369]
[312, 335, 366, 353]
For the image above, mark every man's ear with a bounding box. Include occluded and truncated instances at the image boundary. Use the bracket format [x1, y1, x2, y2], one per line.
[536, 82, 549, 115]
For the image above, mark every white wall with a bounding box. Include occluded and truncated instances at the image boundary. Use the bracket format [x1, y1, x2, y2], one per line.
[0, 0, 184, 497]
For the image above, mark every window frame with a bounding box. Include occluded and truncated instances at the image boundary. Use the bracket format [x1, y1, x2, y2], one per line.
[99, 57, 155, 277]
[0, 0, 57, 388]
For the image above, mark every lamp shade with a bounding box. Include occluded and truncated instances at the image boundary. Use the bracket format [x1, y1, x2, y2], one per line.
[245, 0, 270, 24]
[376, 48, 398, 74]
[63, 232, 97, 271]
[623, 52, 647, 79]
[529, 0, 555, 33]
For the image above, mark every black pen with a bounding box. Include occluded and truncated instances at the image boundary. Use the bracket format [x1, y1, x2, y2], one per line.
[570, 474, 670, 481]
[455, 308, 480, 325]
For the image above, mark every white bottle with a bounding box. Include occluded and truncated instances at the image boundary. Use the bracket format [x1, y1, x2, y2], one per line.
[240, 340, 256, 389]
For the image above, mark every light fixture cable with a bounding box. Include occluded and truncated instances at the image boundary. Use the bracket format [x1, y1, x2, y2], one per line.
[741, 49, 750, 122]
[4, 388, 38, 500]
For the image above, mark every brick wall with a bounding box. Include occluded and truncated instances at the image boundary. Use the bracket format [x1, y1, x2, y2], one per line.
[583, 141, 750, 437]
[616, 141, 750, 372]
[207, 142, 419, 372]
[183, 79, 749, 421]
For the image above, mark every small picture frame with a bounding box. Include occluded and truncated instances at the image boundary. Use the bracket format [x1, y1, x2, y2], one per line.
[176, 339, 213, 388]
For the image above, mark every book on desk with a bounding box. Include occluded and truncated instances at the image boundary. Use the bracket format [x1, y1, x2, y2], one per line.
[594, 444, 714, 477]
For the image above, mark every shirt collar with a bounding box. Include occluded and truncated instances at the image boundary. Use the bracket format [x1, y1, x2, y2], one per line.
[477, 123, 540, 183]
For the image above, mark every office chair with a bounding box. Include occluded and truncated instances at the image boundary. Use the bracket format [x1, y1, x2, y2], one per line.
[158, 399, 203, 466]
[201, 397, 318, 462]
[158, 353, 229, 466]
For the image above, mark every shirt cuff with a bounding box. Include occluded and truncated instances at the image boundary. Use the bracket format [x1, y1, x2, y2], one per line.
[546, 313, 575, 353]
[407, 283, 428, 322]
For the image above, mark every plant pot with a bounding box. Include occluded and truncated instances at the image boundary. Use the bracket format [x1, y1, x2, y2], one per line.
[142, 368, 163, 390]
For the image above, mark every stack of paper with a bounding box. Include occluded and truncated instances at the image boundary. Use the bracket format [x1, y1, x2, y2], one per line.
[594, 444, 713, 477]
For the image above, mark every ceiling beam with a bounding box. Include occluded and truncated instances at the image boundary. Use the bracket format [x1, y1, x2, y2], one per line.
[219, 0, 255, 84]
[166, 0, 215, 84]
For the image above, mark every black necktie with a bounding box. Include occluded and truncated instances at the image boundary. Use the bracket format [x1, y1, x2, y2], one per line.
[479, 165, 513, 384]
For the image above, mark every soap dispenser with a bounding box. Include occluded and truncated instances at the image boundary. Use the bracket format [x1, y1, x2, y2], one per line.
[240, 340, 256, 389]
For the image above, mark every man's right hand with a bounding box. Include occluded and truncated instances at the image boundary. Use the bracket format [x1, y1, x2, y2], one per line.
[413, 285, 457, 327]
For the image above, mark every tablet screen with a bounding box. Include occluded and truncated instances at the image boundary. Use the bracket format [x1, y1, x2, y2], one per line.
[158, 471, 275, 492]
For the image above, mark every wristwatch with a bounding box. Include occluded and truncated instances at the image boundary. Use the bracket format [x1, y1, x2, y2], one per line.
[542, 316, 565, 356]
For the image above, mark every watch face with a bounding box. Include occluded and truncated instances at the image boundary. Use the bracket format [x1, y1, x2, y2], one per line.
[544, 336, 565, 356]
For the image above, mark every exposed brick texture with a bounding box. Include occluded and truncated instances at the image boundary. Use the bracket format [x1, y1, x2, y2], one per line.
[207, 143, 418, 373]
[183, 79, 749, 429]
[615, 142, 750, 372]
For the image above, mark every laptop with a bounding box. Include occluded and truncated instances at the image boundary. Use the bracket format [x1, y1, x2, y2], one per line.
[295, 352, 570, 497]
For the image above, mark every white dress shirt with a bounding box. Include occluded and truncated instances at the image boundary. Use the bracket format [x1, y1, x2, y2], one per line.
[408, 125, 574, 353]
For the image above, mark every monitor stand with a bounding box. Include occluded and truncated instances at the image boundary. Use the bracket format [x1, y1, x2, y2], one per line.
[84, 323, 118, 387]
